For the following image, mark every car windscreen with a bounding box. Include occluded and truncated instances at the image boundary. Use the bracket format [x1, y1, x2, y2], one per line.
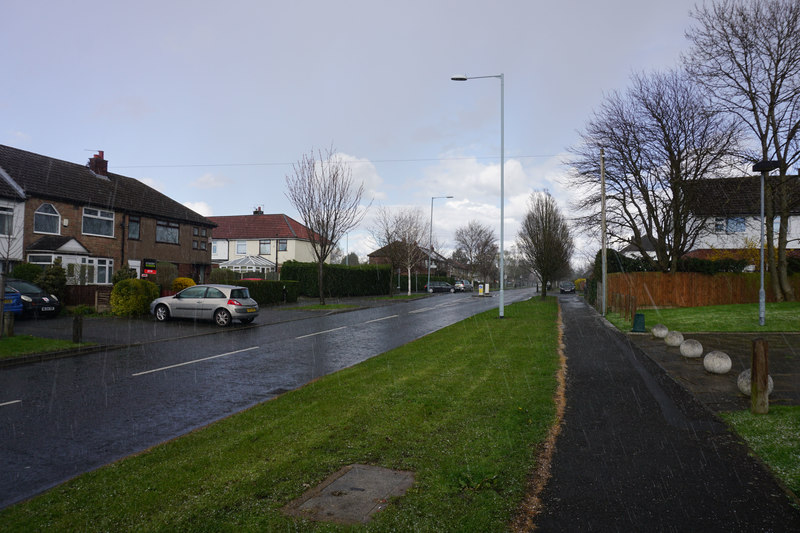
[230, 288, 250, 299]
[7, 280, 41, 293]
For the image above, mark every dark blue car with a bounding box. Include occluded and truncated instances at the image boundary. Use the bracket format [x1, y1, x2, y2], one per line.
[3, 286, 23, 316]
[5, 279, 61, 317]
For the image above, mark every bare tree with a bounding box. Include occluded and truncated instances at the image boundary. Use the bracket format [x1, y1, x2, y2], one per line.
[685, 0, 800, 301]
[370, 206, 428, 295]
[454, 220, 497, 285]
[285, 147, 367, 304]
[517, 192, 574, 299]
[569, 68, 740, 271]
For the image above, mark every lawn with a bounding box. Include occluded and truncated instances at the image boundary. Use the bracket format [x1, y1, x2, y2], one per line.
[721, 406, 800, 495]
[0, 335, 89, 360]
[0, 297, 561, 532]
[606, 301, 800, 332]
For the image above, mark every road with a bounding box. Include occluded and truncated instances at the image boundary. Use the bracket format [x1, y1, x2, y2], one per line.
[0, 289, 536, 509]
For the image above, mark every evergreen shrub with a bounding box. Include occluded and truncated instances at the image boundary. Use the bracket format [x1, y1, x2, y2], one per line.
[111, 279, 160, 317]
[172, 277, 196, 292]
[280, 261, 392, 297]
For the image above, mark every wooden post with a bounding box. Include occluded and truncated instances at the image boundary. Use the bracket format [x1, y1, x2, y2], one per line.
[751, 338, 769, 414]
[72, 315, 83, 344]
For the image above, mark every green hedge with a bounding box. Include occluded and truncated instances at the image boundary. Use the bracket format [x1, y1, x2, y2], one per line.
[236, 280, 300, 305]
[111, 279, 160, 317]
[396, 274, 452, 293]
[280, 261, 392, 297]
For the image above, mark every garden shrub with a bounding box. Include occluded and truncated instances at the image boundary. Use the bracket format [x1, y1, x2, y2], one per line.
[172, 277, 196, 292]
[237, 280, 300, 305]
[10, 262, 42, 282]
[111, 278, 160, 317]
[112, 268, 138, 285]
[209, 268, 241, 284]
[36, 259, 67, 302]
[155, 262, 178, 292]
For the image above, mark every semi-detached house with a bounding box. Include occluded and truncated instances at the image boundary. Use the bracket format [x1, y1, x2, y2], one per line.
[0, 144, 215, 286]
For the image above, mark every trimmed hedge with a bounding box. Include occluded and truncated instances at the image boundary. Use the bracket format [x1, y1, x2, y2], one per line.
[280, 261, 392, 297]
[236, 280, 300, 305]
[111, 279, 160, 317]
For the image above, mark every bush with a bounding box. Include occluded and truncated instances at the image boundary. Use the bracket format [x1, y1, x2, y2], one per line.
[36, 259, 67, 301]
[280, 261, 392, 297]
[10, 262, 43, 282]
[155, 262, 178, 292]
[112, 268, 138, 285]
[209, 268, 241, 284]
[237, 280, 300, 305]
[172, 277, 196, 292]
[110, 279, 160, 317]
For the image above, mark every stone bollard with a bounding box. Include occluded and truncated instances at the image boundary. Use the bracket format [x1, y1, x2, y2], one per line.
[664, 331, 684, 347]
[652, 324, 668, 339]
[3, 312, 14, 337]
[72, 315, 83, 344]
[704, 350, 732, 374]
[679, 339, 703, 358]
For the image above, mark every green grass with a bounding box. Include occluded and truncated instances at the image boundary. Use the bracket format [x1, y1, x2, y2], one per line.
[0, 335, 90, 360]
[721, 406, 800, 495]
[606, 301, 800, 332]
[0, 297, 560, 532]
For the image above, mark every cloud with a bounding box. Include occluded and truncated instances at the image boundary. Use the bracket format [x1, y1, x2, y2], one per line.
[334, 152, 386, 202]
[183, 201, 213, 217]
[192, 172, 232, 189]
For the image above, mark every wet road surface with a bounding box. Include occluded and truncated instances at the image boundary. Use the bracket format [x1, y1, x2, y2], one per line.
[0, 290, 535, 508]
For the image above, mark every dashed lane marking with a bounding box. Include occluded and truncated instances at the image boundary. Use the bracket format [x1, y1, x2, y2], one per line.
[0, 400, 22, 408]
[132, 346, 260, 376]
[295, 326, 347, 339]
[365, 315, 398, 324]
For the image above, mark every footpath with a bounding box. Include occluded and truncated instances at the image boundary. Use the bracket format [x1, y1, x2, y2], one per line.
[535, 297, 800, 531]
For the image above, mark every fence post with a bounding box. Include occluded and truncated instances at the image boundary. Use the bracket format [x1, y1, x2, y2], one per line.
[751, 339, 769, 414]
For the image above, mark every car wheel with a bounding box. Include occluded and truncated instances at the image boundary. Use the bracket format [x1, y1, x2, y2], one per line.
[240, 317, 255, 324]
[154, 304, 170, 322]
[214, 308, 232, 327]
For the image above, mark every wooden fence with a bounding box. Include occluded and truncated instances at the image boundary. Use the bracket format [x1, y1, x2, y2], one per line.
[65, 285, 113, 312]
[606, 272, 800, 308]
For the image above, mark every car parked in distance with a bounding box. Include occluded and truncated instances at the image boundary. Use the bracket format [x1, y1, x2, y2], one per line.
[559, 281, 576, 294]
[150, 284, 259, 326]
[424, 281, 455, 293]
[453, 280, 473, 292]
[5, 279, 60, 317]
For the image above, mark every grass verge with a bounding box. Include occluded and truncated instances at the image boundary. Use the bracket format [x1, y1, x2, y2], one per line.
[606, 301, 800, 332]
[0, 335, 90, 360]
[721, 406, 800, 496]
[1, 297, 560, 532]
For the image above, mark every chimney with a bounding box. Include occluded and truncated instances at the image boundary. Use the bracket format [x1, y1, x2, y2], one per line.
[253, 206, 264, 215]
[88, 150, 108, 176]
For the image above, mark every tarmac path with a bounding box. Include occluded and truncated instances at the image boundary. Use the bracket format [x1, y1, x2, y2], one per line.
[534, 297, 800, 531]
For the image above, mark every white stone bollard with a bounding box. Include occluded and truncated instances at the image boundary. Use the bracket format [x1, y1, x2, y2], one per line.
[652, 324, 668, 339]
[737, 369, 774, 396]
[703, 351, 732, 374]
[679, 339, 703, 358]
[665, 331, 684, 347]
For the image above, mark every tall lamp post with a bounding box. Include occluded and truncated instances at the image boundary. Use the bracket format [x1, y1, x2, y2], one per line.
[428, 195, 453, 291]
[752, 160, 780, 326]
[451, 73, 505, 317]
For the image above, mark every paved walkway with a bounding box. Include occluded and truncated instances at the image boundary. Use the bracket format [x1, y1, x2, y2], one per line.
[535, 298, 800, 531]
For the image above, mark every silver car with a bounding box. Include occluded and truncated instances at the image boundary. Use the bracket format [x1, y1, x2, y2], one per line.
[150, 284, 259, 326]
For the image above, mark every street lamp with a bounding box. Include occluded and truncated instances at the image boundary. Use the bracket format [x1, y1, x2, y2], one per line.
[752, 160, 780, 326]
[428, 195, 453, 291]
[451, 73, 505, 317]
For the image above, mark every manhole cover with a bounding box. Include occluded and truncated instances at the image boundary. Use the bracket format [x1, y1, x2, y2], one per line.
[283, 464, 415, 524]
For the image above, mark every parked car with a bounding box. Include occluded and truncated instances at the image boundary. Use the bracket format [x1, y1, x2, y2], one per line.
[2, 285, 23, 316]
[424, 281, 455, 293]
[559, 281, 576, 294]
[453, 280, 473, 292]
[150, 284, 259, 326]
[4, 279, 61, 317]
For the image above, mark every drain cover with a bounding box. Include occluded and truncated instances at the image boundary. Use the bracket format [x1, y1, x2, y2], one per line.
[283, 464, 415, 524]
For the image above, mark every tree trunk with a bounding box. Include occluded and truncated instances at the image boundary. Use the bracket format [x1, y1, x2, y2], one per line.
[317, 261, 325, 305]
[406, 266, 412, 296]
[777, 179, 795, 301]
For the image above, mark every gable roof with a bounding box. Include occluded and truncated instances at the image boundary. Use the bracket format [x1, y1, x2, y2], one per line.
[684, 176, 800, 217]
[208, 213, 314, 240]
[28, 236, 90, 255]
[0, 144, 214, 226]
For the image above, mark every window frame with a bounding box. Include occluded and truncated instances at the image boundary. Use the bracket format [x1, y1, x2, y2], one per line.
[82, 207, 115, 238]
[236, 240, 247, 255]
[128, 216, 141, 240]
[34, 203, 61, 235]
[259, 239, 271, 255]
[0, 206, 12, 236]
[156, 220, 180, 244]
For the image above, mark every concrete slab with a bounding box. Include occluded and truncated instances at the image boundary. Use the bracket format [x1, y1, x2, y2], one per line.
[283, 464, 415, 525]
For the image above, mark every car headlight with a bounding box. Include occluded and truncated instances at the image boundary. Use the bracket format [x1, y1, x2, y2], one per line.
[21, 295, 32, 302]
[50, 294, 59, 302]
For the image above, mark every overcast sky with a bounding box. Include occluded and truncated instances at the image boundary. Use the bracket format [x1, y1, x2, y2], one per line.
[2, 0, 701, 266]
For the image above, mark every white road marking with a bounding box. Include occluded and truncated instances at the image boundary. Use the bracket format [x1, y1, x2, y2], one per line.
[295, 326, 347, 339]
[365, 314, 398, 324]
[0, 400, 22, 407]
[409, 307, 434, 314]
[132, 346, 260, 376]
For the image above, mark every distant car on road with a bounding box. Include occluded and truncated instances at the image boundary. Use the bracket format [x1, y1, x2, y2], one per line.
[559, 281, 576, 294]
[5, 279, 60, 317]
[150, 284, 259, 326]
[453, 280, 473, 292]
[424, 281, 455, 293]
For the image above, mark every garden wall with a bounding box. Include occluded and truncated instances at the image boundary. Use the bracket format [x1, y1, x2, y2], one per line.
[607, 272, 800, 308]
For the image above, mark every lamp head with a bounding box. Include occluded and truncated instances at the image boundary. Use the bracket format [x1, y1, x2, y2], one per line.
[451, 74, 468, 81]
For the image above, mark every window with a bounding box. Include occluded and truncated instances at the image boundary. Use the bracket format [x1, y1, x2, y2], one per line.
[206, 287, 225, 299]
[278, 239, 287, 251]
[34, 204, 60, 234]
[83, 207, 114, 237]
[200, 241, 207, 250]
[714, 217, 725, 233]
[156, 220, 180, 244]
[177, 286, 207, 299]
[193, 227, 199, 236]
[0, 206, 12, 235]
[259, 239, 271, 255]
[236, 240, 247, 255]
[726, 217, 745, 233]
[128, 216, 140, 240]
[212, 241, 218, 255]
[192, 240, 199, 249]
[78, 257, 114, 284]
[201, 228, 207, 237]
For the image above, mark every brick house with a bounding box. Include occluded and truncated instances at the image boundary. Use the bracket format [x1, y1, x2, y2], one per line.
[208, 209, 322, 275]
[0, 144, 215, 285]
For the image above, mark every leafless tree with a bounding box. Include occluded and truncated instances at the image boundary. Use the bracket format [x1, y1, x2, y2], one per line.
[517, 192, 574, 299]
[454, 220, 497, 285]
[285, 147, 368, 304]
[569, 68, 741, 271]
[685, 0, 800, 301]
[370, 206, 428, 295]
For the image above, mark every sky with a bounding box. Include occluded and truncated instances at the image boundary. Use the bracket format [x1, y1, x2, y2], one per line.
[1, 0, 701, 268]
